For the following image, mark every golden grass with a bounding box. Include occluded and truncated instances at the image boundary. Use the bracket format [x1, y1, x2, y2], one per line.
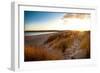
[24, 31, 90, 61]
[24, 45, 64, 61]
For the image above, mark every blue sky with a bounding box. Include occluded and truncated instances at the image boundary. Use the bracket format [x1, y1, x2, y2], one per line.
[24, 11, 90, 31]
[24, 11, 65, 25]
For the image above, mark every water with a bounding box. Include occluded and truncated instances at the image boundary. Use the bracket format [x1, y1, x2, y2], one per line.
[24, 32, 57, 36]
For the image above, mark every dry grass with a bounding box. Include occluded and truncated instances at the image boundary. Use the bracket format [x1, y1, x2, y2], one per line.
[24, 45, 64, 61]
[24, 31, 90, 61]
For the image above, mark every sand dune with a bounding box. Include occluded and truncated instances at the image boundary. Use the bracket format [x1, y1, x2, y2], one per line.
[24, 30, 90, 61]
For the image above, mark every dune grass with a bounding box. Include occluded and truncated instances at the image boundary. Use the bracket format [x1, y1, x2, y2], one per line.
[24, 31, 90, 61]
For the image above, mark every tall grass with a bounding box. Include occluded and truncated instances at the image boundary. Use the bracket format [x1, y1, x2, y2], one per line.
[24, 31, 90, 61]
[24, 45, 64, 61]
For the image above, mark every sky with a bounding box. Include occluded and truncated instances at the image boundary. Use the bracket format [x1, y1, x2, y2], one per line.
[24, 11, 91, 31]
[24, 11, 65, 25]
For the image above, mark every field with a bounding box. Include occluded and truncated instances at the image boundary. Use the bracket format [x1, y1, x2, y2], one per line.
[24, 30, 90, 61]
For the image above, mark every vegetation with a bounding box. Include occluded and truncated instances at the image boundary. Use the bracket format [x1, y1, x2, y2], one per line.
[24, 30, 90, 61]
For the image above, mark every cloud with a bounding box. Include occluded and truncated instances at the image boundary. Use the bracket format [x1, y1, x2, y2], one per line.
[62, 13, 90, 19]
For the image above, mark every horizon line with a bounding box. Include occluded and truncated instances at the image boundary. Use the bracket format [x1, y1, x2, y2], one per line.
[24, 30, 90, 32]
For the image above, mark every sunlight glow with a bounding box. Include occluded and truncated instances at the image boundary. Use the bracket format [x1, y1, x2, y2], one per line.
[25, 17, 91, 31]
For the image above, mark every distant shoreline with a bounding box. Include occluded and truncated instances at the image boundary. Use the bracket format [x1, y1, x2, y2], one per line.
[25, 30, 64, 32]
[25, 30, 90, 32]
